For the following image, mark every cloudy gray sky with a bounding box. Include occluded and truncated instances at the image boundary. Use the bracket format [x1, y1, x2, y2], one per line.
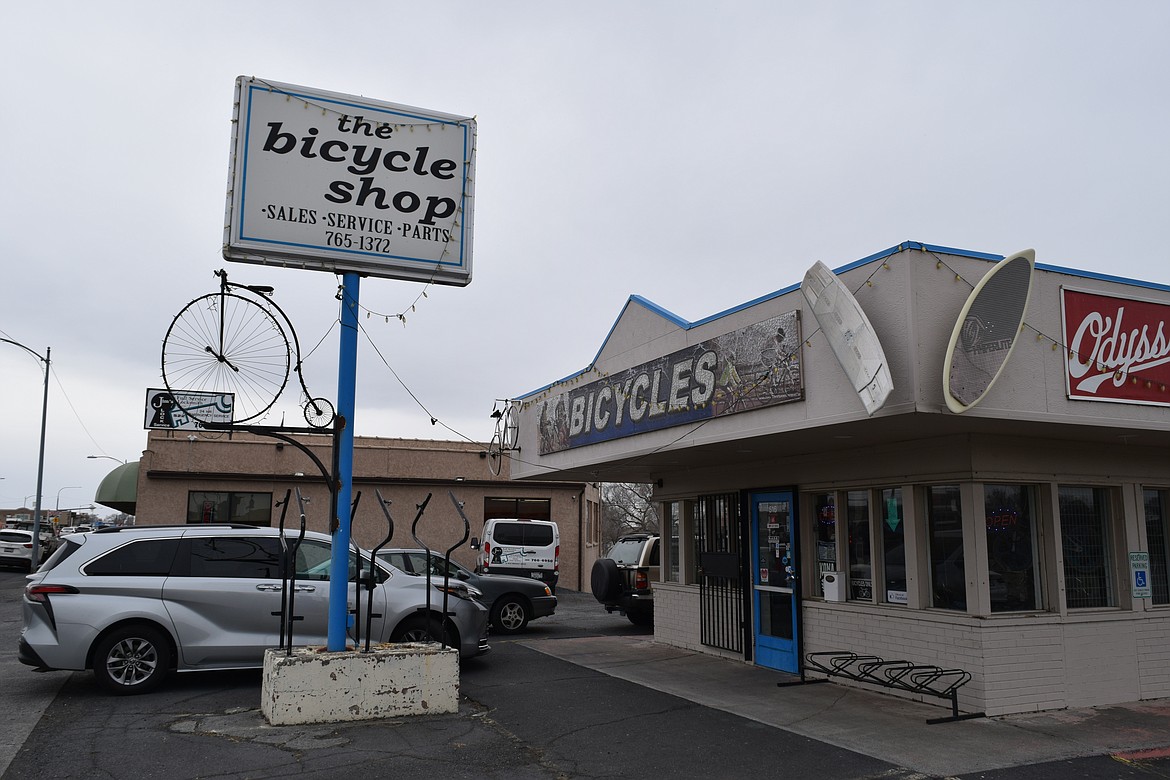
[2, 2, 1167, 515]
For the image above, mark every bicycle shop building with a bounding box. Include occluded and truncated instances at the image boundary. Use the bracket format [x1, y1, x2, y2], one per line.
[123, 431, 603, 591]
[509, 240, 1170, 717]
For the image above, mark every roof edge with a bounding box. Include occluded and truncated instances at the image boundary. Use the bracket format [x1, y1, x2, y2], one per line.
[514, 240, 1168, 400]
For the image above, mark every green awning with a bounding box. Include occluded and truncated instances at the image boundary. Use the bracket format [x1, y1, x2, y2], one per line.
[95, 460, 138, 514]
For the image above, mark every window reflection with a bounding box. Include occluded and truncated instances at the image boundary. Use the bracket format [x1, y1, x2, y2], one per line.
[985, 485, 1040, 612]
[928, 485, 965, 611]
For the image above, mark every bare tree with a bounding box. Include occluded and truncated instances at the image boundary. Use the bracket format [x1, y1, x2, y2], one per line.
[601, 483, 659, 546]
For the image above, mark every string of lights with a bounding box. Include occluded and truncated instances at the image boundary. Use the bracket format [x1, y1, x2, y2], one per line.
[243, 76, 477, 298]
[924, 249, 1159, 390]
[354, 315, 475, 443]
[336, 246, 1166, 483]
[248, 77, 475, 134]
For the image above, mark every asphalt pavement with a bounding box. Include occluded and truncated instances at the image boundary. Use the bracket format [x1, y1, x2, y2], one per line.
[3, 571, 1170, 779]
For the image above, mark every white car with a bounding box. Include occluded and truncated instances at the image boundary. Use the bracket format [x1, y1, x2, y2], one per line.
[0, 529, 36, 572]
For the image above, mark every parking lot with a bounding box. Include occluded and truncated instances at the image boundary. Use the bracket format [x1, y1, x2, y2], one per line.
[1, 569, 907, 780]
[6, 569, 1170, 779]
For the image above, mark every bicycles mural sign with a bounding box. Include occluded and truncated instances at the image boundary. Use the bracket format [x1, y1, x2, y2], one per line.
[224, 76, 476, 286]
[145, 388, 232, 431]
[537, 311, 803, 454]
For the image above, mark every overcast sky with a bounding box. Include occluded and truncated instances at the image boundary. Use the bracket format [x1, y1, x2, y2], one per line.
[2, 2, 1168, 516]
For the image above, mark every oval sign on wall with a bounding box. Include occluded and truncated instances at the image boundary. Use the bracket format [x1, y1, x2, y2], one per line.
[943, 249, 1036, 413]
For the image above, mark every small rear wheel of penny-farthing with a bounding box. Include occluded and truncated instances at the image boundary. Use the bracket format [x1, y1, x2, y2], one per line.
[304, 397, 336, 429]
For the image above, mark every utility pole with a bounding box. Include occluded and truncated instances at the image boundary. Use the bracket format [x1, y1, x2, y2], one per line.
[2, 339, 50, 566]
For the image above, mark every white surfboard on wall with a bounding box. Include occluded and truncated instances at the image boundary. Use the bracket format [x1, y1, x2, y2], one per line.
[801, 261, 894, 415]
[943, 249, 1036, 414]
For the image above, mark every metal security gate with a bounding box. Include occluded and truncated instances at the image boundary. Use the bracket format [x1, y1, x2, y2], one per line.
[696, 492, 747, 656]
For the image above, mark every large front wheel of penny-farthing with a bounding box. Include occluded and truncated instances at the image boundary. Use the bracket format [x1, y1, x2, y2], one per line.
[161, 292, 291, 425]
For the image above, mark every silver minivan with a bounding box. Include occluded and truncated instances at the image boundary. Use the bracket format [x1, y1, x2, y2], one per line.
[19, 525, 490, 694]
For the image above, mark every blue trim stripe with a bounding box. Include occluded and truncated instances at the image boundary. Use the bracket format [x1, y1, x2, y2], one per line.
[1034, 262, 1170, 293]
[515, 240, 1170, 399]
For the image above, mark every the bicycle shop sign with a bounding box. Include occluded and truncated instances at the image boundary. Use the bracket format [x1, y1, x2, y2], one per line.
[224, 77, 476, 286]
[536, 311, 803, 454]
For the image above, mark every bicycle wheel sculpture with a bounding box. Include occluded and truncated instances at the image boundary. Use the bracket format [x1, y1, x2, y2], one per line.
[303, 396, 336, 429]
[161, 292, 292, 425]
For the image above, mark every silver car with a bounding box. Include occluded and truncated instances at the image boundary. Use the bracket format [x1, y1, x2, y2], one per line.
[18, 525, 490, 694]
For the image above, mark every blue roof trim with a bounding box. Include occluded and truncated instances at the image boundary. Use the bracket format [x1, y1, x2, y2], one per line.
[627, 294, 690, 328]
[579, 295, 686, 373]
[515, 240, 1168, 399]
[1034, 262, 1170, 293]
[518, 295, 688, 400]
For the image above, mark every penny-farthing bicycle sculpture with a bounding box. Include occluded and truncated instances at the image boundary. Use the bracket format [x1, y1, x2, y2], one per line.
[161, 269, 335, 429]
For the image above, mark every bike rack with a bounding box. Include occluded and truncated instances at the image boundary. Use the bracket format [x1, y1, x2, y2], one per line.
[780, 650, 984, 724]
[273, 488, 308, 655]
[274, 489, 293, 653]
[408, 491, 472, 653]
[363, 489, 396, 652]
[443, 491, 473, 630]
[347, 491, 363, 649]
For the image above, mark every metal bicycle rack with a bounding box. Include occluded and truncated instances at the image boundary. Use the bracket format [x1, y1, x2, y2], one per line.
[408, 491, 472, 652]
[274, 487, 308, 655]
[346, 491, 364, 649]
[360, 489, 397, 652]
[780, 650, 984, 724]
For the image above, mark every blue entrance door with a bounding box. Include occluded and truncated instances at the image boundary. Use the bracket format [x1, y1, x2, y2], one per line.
[750, 491, 799, 673]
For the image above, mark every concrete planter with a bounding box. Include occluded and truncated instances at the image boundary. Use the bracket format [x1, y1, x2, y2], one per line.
[261, 643, 459, 726]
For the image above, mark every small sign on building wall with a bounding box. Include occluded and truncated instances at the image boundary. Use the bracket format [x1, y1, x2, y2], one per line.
[145, 388, 233, 431]
[1130, 551, 1152, 599]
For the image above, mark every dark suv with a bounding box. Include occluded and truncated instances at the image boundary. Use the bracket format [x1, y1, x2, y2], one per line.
[589, 533, 659, 626]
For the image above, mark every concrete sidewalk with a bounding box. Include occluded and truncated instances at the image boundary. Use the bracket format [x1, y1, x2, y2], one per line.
[528, 634, 1170, 778]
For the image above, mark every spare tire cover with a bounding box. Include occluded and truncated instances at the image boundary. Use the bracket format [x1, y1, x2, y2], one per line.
[591, 557, 621, 602]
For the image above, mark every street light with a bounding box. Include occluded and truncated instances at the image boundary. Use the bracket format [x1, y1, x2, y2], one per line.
[1, 338, 49, 565]
[56, 486, 81, 510]
[87, 455, 128, 464]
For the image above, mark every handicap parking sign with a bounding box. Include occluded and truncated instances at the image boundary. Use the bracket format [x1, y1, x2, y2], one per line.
[1130, 552, 1152, 599]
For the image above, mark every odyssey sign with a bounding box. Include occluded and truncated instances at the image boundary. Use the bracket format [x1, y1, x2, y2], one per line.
[1063, 288, 1170, 406]
[537, 312, 802, 454]
[224, 76, 476, 285]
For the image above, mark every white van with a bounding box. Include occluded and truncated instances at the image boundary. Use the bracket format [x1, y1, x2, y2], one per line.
[473, 518, 560, 592]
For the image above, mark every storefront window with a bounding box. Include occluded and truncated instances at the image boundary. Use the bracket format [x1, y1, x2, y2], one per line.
[484, 497, 551, 520]
[846, 490, 872, 601]
[813, 493, 837, 598]
[186, 491, 272, 527]
[665, 501, 681, 583]
[1144, 489, 1170, 605]
[985, 484, 1040, 611]
[1059, 486, 1115, 609]
[928, 485, 965, 611]
[881, 488, 906, 604]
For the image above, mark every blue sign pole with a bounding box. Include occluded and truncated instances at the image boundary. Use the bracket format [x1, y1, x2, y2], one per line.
[328, 272, 360, 651]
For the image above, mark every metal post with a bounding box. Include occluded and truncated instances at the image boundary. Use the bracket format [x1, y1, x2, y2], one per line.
[31, 347, 49, 566]
[327, 273, 360, 651]
[2, 340, 49, 567]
